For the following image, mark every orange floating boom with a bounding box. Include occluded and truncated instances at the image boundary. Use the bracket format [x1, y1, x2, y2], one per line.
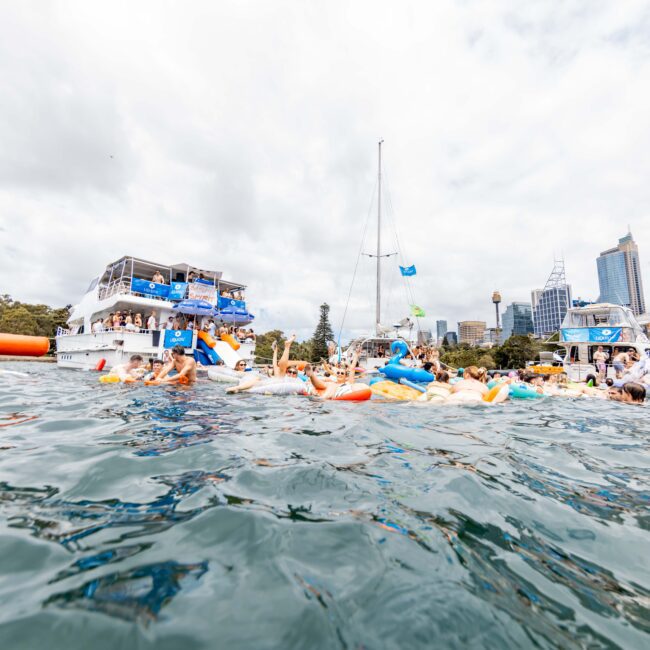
[0, 333, 50, 356]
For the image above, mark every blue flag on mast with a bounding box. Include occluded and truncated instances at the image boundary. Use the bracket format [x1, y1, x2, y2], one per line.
[399, 265, 416, 277]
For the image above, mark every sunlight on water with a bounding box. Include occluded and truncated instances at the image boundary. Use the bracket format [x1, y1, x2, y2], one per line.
[0, 364, 649, 649]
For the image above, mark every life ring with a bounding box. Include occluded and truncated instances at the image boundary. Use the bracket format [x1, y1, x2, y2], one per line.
[220, 333, 241, 351]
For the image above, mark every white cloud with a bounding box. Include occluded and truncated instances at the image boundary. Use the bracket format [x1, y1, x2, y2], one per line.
[1, 0, 650, 340]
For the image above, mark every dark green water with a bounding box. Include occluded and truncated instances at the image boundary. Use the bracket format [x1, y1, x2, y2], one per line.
[0, 364, 649, 649]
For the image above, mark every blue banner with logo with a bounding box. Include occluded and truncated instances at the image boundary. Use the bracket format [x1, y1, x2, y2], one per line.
[561, 327, 621, 343]
[399, 265, 416, 277]
[167, 282, 187, 301]
[218, 296, 246, 310]
[164, 329, 194, 348]
[131, 277, 170, 298]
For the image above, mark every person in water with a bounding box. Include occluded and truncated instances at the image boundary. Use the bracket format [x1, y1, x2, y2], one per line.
[153, 345, 197, 385]
[144, 359, 164, 381]
[608, 381, 646, 404]
[448, 366, 489, 403]
[303, 348, 361, 399]
[108, 355, 144, 381]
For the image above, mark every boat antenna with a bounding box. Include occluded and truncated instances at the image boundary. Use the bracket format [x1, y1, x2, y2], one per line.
[376, 138, 384, 334]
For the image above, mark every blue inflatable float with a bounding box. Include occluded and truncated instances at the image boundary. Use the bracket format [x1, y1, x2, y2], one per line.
[378, 341, 436, 384]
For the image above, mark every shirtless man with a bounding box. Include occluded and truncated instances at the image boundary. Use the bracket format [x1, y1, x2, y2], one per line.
[108, 355, 144, 382]
[153, 345, 197, 385]
[612, 349, 629, 379]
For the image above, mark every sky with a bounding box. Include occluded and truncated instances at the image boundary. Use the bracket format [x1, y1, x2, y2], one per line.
[1, 0, 650, 341]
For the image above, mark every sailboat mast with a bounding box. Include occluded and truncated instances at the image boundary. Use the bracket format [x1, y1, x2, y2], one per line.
[376, 139, 383, 333]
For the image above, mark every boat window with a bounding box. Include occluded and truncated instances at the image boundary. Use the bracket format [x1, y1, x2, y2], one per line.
[568, 345, 579, 362]
[587, 346, 612, 363]
[86, 277, 99, 293]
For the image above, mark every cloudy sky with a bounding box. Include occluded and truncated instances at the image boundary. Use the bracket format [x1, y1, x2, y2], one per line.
[1, 0, 650, 340]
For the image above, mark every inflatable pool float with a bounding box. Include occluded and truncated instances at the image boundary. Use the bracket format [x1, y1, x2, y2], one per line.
[377, 341, 436, 383]
[0, 333, 50, 357]
[417, 384, 452, 402]
[371, 380, 421, 401]
[508, 383, 544, 399]
[328, 384, 372, 401]
[98, 374, 136, 384]
[245, 379, 307, 396]
[207, 367, 246, 383]
[483, 382, 510, 403]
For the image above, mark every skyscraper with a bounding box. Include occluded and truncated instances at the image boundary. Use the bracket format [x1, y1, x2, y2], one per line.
[597, 231, 646, 315]
[532, 259, 572, 337]
[502, 302, 534, 340]
[436, 319, 448, 341]
[458, 321, 486, 345]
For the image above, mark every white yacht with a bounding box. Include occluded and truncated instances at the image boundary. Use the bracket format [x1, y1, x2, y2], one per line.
[56, 256, 256, 370]
[558, 303, 650, 380]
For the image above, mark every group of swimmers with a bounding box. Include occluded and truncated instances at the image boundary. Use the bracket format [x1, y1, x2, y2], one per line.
[107, 345, 197, 385]
[416, 366, 646, 405]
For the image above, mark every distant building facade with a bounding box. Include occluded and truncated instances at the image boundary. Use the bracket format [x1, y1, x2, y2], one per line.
[502, 302, 534, 340]
[597, 231, 646, 315]
[458, 320, 486, 346]
[436, 319, 448, 342]
[533, 259, 572, 338]
[444, 331, 458, 346]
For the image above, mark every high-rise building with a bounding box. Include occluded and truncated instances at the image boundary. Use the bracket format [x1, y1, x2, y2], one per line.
[502, 302, 534, 340]
[436, 320, 448, 341]
[532, 259, 572, 337]
[597, 231, 646, 315]
[444, 331, 457, 346]
[458, 320, 486, 345]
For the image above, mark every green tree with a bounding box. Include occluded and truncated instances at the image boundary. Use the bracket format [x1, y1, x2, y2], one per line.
[0, 305, 39, 336]
[311, 303, 335, 362]
[493, 335, 541, 369]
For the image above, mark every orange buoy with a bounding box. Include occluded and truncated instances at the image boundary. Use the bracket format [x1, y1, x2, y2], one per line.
[0, 333, 50, 357]
[95, 358, 107, 371]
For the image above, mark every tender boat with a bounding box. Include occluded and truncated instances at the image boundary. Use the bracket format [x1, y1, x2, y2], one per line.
[56, 256, 256, 370]
[557, 303, 650, 381]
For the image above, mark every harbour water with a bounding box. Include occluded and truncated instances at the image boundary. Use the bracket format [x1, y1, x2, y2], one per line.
[0, 363, 649, 648]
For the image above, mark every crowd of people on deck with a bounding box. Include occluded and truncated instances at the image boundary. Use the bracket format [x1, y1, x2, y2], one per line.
[90, 311, 255, 342]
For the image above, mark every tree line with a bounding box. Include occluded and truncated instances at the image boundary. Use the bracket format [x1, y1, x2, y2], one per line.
[0, 295, 71, 344]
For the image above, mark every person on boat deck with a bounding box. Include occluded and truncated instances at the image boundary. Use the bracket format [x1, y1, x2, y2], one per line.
[154, 345, 197, 385]
[134, 313, 143, 329]
[103, 313, 113, 329]
[303, 348, 361, 399]
[593, 346, 609, 382]
[188, 271, 196, 282]
[109, 354, 144, 381]
[448, 366, 489, 402]
[245, 329, 256, 342]
[207, 319, 216, 337]
[152, 270, 165, 284]
[147, 312, 157, 331]
[112, 312, 121, 330]
[613, 349, 629, 378]
[187, 319, 195, 331]
[377, 346, 385, 358]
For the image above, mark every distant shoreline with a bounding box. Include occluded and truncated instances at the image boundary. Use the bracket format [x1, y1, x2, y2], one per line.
[0, 355, 55, 362]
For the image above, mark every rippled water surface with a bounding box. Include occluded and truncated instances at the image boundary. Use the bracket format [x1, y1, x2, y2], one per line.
[1, 363, 649, 649]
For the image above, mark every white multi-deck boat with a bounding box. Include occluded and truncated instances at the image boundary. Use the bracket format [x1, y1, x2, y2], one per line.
[557, 303, 650, 381]
[56, 256, 256, 370]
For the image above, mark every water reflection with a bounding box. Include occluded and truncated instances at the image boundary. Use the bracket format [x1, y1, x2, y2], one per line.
[46, 560, 208, 623]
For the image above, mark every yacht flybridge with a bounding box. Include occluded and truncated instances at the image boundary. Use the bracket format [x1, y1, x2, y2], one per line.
[56, 256, 255, 370]
[558, 303, 649, 380]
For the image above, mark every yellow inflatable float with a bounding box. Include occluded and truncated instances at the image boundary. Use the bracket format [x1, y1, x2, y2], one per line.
[370, 380, 421, 401]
